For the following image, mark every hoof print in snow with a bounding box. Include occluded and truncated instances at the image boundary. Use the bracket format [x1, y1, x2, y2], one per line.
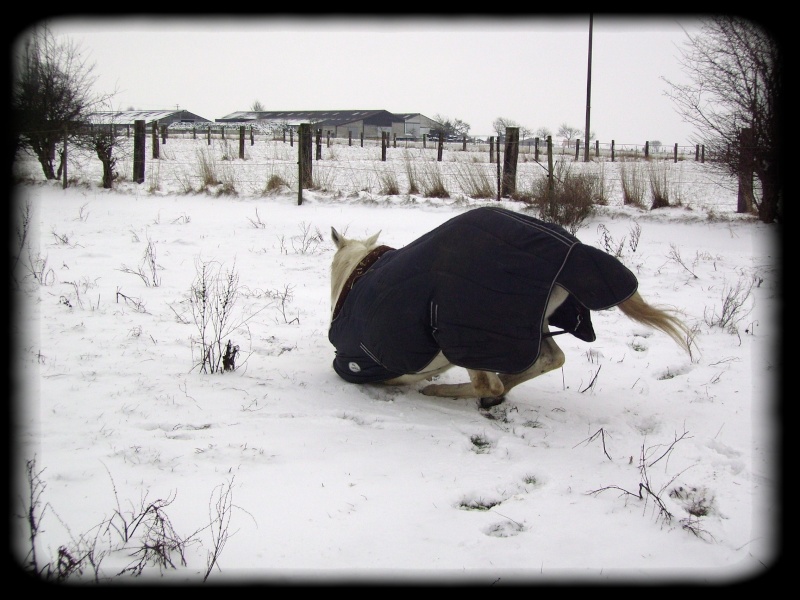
[457, 496, 501, 511]
[657, 365, 689, 380]
[669, 485, 716, 517]
[484, 520, 526, 537]
[469, 433, 494, 453]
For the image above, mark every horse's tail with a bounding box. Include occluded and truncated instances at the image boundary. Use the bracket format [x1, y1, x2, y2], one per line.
[618, 291, 694, 356]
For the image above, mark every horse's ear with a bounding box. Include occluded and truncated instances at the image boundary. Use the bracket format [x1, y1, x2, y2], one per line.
[365, 231, 381, 247]
[331, 227, 345, 249]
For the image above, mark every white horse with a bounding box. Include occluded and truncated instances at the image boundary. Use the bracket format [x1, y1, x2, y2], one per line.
[329, 209, 693, 408]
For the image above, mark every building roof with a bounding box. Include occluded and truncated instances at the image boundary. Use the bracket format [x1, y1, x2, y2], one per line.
[87, 110, 211, 125]
[218, 109, 394, 123]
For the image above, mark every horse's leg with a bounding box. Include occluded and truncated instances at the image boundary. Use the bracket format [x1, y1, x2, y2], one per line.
[421, 285, 569, 404]
[497, 285, 568, 395]
[386, 351, 453, 385]
[498, 335, 565, 394]
[420, 369, 504, 399]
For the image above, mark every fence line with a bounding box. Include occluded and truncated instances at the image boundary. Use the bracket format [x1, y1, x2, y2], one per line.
[13, 132, 735, 207]
[33, 120, 708, 163]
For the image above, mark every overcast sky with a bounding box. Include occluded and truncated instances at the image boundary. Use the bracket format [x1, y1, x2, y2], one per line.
[25, 15, 706, 144]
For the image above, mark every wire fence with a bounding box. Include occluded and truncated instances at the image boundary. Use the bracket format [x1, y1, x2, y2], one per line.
[13, 128, 732, 208]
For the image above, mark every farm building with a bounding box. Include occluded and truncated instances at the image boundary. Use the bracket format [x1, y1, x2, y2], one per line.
[216, 110, 442, 140]
[392, 113, 443, 140]
[87, 109, 211, 127]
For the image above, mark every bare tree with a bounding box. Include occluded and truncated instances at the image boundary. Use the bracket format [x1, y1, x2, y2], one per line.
[12, 24, 111, 180]
[664, 16, 782, 223]
[79, 122, 126, 189]
[493, 117, 531, 141]
[250, 100, 264, 112]
[557, 123, 582, 145]
[432, 114, 471, 139]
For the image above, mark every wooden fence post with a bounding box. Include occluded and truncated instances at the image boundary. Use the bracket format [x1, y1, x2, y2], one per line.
[489, 136, 495, 163]
[298, 123, 312, 197]
[239, 126, 245, 159]
[315, 129, 322, 160]
[423, 133, 427, 149]
[381, 132, 387, 161]
[161, 124, 167, 145]
[674, 143, 678, 163]
[644, 141, 649, 159]
[611, 140, 615, 162]
[737, 127, 755, 213]
[496, 136, 501, 202]
[151, 122, 159, 159]
[546, 135, 555, 203]
[360, 132, 364, 148]
[462, 135, 467, 151]
[250, 127, 254, 146]
[437, 135, 443, 162]
[348, 131, 352, 147]
[207, 126, 211, 145]
[574, 139, 580, 161]
[501, 127, 519, 198]
[133, 120, 145, 184]
[62, 126, 68, 189]
[534, 137, 540, 162]
[595, 140, 599, 157]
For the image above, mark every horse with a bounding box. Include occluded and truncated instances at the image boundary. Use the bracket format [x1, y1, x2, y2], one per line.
[328, 207, 692, 408]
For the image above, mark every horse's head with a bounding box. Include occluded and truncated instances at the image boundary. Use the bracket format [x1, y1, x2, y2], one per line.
[330, 227, 382, 317]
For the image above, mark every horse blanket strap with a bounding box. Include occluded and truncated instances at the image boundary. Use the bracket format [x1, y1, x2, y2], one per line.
[331, 245, 394, 321]
[329, 207, 638, 384]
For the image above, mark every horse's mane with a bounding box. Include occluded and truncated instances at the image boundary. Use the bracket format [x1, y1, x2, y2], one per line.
[330, 230, 381, 316]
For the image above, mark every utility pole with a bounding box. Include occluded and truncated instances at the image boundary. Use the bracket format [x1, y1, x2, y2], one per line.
[584, 14, 593, 162]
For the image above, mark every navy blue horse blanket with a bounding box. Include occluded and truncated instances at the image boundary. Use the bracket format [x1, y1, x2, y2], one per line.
[329, 207, 638, 384]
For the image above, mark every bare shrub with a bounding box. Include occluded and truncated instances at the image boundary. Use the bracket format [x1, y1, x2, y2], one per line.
[146, 157, 162, 193]
[528, 160, 595, 234]
[403, 150, 420, 195]
[587, 429, 713, 540]
[189, 258, 264, 374]
[420, 161, 449, 198]
[620, 160, 646, 207]
[668, 243, 699, 278]
[648, 161, 671, 208]
[291, 221, 324, 254]
[263, 173, 288, 194]
[195, 146, 220, 187]
[596, 223, 645, 258]
[452, 161, 494, 199]
[18, 456, 235, 582]
[703, 273, 756, 334]
[119, 236, 161, 287]
[217, 164, 238, 196]
[218, 139, 240, 161]
[378, 168, 400, 196]
[247, 207, 266, 229]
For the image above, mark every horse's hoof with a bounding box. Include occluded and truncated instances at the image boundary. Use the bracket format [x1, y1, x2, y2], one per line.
[479, 396, 505, 409]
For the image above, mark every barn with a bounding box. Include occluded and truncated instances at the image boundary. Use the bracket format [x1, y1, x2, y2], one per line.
[87, 109, 211, 127]
[216, 110, 442, 140]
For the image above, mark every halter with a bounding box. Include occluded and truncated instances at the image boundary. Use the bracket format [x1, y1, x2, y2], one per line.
[331, 245, 393, 320]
